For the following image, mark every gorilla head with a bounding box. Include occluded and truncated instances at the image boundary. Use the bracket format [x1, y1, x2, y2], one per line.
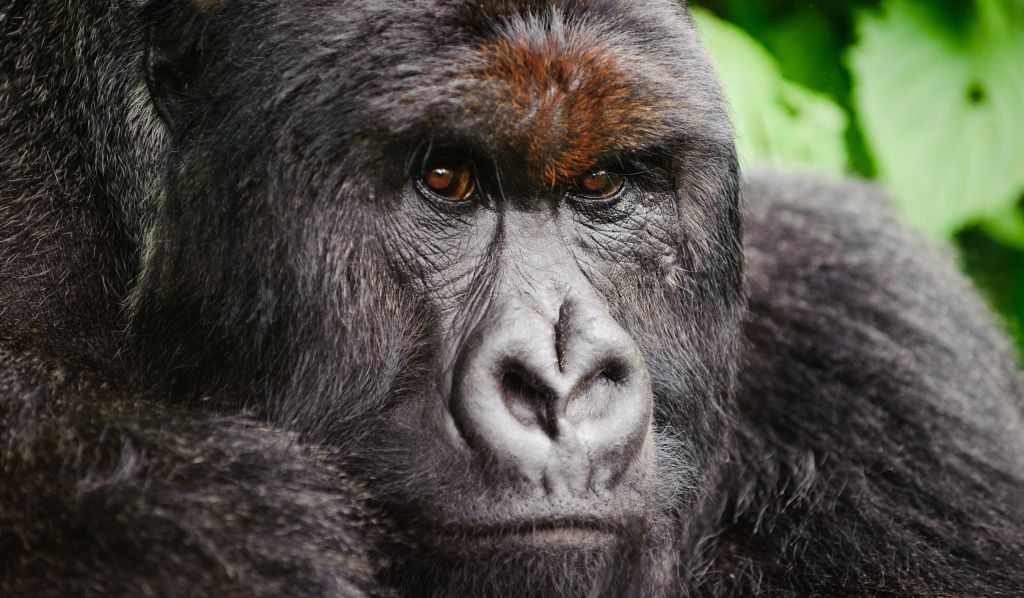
[134, 0, 741, 594]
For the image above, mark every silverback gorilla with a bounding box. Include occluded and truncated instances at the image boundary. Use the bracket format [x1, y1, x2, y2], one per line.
[1, 1, 1023, 596]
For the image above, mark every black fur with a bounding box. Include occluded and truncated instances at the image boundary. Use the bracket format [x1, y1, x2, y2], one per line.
[2, 1, 1022, 597]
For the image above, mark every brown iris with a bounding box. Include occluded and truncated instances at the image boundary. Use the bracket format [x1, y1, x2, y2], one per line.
[420, 161, 477, 202]
[574, 169, 624, 199]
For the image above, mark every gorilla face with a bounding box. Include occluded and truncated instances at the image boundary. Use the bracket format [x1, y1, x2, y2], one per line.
[138, 0, 742, 593]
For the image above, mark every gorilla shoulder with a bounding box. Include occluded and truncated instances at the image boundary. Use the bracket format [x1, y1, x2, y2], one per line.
[718, 169, 1024, 595]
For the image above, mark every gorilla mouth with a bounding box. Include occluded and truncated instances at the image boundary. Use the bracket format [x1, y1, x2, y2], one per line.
[432, 517, 630, 552]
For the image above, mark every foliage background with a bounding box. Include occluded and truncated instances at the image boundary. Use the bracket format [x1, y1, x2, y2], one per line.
[689, 0, 1024, 356]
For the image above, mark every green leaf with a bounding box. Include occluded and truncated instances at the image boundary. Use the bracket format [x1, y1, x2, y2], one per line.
[982, 204, 1024, 251]
[958, 226, 1024, 359]
[761, 10, 847, 100]
[849, 0, 1024, 236]
[692, 9, 849, 175]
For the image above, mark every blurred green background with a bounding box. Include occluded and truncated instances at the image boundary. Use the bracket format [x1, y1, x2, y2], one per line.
[689, 0, 1024, 356]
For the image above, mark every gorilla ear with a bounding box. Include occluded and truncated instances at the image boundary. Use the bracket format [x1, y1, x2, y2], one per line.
[144, 3, 215, 130]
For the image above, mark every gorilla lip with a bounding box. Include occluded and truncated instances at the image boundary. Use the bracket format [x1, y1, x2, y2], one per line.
[432, 517, 627, 550]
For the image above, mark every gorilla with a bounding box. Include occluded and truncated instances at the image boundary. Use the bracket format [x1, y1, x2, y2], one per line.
[1, 0, 1022, 596]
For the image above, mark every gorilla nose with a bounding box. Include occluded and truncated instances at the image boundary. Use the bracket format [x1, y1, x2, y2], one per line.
[449, 299, 653, 493]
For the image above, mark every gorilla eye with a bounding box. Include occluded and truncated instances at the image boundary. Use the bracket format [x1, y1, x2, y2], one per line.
[573, 169, 624, 200]
[419, 160, 478, 203]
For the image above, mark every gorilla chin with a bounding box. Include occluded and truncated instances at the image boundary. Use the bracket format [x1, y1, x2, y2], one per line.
[387, 524, 656, 598]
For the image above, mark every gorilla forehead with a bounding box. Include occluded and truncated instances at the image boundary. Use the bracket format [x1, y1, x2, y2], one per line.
[216, 0, 729, 177]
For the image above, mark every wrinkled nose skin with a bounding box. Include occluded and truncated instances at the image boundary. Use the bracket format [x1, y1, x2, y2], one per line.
[449, 298, 653, 496]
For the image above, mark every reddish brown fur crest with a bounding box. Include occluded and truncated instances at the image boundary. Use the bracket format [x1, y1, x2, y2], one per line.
[477, 30, 662, 186]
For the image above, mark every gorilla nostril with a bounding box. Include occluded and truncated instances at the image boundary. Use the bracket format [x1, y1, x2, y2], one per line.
[568, 359, 627, 401]
[500, 367, 560, 438]
[596, 358, 629, 385]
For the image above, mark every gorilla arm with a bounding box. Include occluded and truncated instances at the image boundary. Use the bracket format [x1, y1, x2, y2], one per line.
[0, 346, 382, 598]
[709, 170, 1024, 595]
